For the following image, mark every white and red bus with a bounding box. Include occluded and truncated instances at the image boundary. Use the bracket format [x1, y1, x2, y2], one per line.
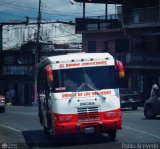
[37, 52, 125, 141]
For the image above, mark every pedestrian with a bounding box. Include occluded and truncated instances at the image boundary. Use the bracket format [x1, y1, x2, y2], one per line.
[10, 89, 16, 105]
[5, 91, 11, 103]
[150, 80, 159, 98]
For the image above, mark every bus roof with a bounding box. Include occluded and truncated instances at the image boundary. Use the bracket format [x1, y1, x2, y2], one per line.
[48, 52, 113, 63]
[38, 52, 114, 70]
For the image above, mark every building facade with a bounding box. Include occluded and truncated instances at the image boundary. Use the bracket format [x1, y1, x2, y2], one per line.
[74, 0, 160, 101]
[0, 50, 34, 105]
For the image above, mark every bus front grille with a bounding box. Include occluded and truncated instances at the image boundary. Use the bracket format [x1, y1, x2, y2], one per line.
[77, 107, 100, 122]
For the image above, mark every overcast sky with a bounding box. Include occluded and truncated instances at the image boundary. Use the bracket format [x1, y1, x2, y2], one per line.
[0, 0, 117, 23]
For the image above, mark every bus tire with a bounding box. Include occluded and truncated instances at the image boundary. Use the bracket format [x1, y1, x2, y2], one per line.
[38, 112, 43, 124]
[43, 126, 50, 136]
[108, 130, 116, 141]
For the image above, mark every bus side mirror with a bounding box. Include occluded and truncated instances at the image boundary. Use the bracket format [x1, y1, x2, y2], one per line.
[115, 60, 125, 78]
[46, 65, 53, 83]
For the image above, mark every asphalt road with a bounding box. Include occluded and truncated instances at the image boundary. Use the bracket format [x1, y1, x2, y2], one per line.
[0, 106, 160, 149]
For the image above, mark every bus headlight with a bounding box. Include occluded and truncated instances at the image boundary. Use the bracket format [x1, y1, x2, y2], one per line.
[54, 115, 72, 122]
[106, 112, 117, 118]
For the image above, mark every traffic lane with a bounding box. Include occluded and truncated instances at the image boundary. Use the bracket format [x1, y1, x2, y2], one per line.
[0, 106, 160, 148]
[22, 131, 121, 149]
[0, 126, 159, 149]
[0, 107, 120, 148]
[0, 125, 24, 144]
[21, 124, 160, 149]
[0, 106, 41, 131]
[21, 106, 160, 148]
[122, 107, 160, 139]
[5, 106, 38, 113]
[0, 121, 120, 148]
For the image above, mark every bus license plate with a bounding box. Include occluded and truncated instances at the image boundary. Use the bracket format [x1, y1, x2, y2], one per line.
[84, 127, 95, 134]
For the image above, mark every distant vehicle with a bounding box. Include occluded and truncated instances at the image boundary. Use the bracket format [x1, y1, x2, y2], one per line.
[119, 88, 141, 110]
[144, 96, 160, 119]
[0, 95, 5, 113]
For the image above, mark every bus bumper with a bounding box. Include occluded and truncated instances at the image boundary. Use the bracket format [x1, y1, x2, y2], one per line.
[53, 118, 122, 135]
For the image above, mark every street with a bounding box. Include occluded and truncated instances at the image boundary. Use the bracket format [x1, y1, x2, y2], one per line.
[0, 106, 160, 149]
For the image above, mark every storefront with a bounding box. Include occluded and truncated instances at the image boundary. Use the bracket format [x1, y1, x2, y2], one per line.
[123, 52, 160, 103]
[0, 50, 34, 105]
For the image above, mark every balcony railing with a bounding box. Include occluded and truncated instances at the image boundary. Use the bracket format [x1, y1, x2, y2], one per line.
[129, 6, 160, 25]
[75, 14, 123, 32]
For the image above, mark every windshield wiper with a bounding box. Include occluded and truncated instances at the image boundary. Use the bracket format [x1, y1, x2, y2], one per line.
[87, 83, 106, 100]
[68, 83, 85, 102]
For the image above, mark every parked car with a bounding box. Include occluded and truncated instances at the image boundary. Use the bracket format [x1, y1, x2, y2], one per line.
[144, 96, 160, 119]
[119, 88, 141, 110]
[0, 95, 5, 113]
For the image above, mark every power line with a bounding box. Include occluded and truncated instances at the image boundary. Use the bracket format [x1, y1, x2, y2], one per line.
[0, 11, 24, 18]
[0, 0, 20, 5]
[2, 23, 82, 44]
[41, 2, 107, 15]
[0, 3, 38, 11]
[0, 2, 117, 22]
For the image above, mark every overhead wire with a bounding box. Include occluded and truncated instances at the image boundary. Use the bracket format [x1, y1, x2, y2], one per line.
[3, 21, 119, 46]
[0, 0, 20, 5]
[0, 3, 38, 11]
[41, 3, 106, 15]
[0, 4, 38, 13]
[0, 2, 117, 22]
[2, 21, 81, 44]
[0, 11, 24, 18]
[0, 1, 119, 46]
[2, 1, 80, 47]
[41, 1, 116, 18]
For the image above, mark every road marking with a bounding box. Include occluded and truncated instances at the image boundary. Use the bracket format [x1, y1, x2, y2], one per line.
[7, 111, 37, 115]
[123, 125, 160, 140]
[0, 124, 21, 132]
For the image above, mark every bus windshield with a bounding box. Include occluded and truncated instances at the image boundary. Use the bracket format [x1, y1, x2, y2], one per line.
[52, 66, 116, 92]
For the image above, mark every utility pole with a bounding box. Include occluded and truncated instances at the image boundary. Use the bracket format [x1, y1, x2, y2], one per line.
[33, 0, 41, 104]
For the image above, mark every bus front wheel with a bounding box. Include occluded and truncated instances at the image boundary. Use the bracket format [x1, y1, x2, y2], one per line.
[43, 126, 49, 135]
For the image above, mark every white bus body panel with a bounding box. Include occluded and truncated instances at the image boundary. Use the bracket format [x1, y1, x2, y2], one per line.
[50, 89, 120, 114]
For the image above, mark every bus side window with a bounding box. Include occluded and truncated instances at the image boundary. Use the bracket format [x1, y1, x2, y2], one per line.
[51, 70, 62, 92]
